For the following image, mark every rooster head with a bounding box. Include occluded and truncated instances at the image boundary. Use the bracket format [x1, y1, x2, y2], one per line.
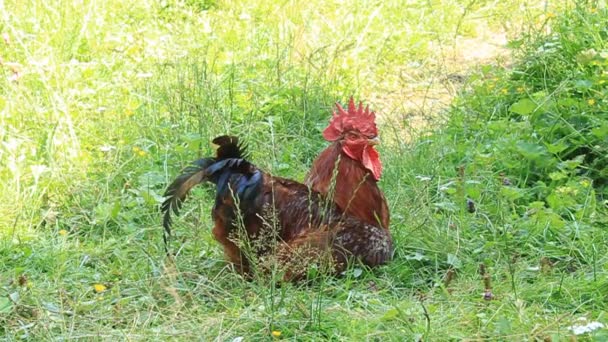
[322, 97, 382, 180]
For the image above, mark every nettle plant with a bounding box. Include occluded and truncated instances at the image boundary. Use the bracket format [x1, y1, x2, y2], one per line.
[445, 4, 607, 226]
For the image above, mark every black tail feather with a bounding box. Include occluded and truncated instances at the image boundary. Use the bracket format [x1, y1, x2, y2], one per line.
[213, 135, 249, 160]
[161, 158, 214, 254]
[161, 135, 251, 254]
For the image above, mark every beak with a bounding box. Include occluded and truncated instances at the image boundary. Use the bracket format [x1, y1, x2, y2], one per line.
[368, 136, 380, 146]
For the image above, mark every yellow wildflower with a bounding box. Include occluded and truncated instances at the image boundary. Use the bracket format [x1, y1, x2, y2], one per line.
[516, 87, 525, 93]
[271, 331, 282, 338]
[58, 229, 68, 236]
[94, 284, 107, 293]
[133, 146, 147, 156]
[501, 88, 508, 94]
[587, 99, 596, 106]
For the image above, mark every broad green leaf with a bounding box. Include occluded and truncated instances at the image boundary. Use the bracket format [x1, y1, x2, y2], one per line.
[382, 308, 399, 321]
[545, 141, 568, 154]
[405, 252, 427, 261]
[111, 200, 122, 220]
[591, 124, 608, 139]
[447, 253, 461, 268]
[559, 155, 585, 170]
[0, 297, 12, 313]
[434, 201, 458, 212]
[528, 201, 546, 210]
[141, 189, 164, 205]
[510, 98, 537, 115]
[94, 203, 113, 222]
[557, 97, 580, 108]
[574, 79, 593, 90]
[532, 206, 566, 230]
[488, 120, 508, 132]
[549, 171, 568, 181]
[500, 186, 524, 201]
[515, 141, 547, 160]
[496, 317, 512, 335]
[466, 186, 481, 200]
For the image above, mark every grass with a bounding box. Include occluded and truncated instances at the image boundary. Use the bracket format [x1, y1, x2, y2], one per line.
[1, 0, 607, 340]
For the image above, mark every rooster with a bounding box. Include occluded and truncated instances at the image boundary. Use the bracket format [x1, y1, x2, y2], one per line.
[162, 135, 392, 280]
[306, 98, 390, 230]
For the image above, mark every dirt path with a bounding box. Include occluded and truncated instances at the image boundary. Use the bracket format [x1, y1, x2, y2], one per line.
[377, 32, 511, 141]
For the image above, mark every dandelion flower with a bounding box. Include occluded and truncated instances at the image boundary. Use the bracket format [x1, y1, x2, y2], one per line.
[133, 146, 147, 156]
[587, 99, 596, 106]
[94, 284, 107, 293]
[271, 331, 282, 338]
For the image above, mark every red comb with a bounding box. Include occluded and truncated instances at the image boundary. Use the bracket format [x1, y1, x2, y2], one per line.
[323, 97, 378, 141]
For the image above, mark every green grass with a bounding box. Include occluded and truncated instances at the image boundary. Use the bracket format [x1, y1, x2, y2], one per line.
[1, 0, 607, 340]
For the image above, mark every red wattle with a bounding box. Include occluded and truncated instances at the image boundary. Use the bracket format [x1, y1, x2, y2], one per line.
[342, 143, 382, 181]
[362, 146, 382, 181]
